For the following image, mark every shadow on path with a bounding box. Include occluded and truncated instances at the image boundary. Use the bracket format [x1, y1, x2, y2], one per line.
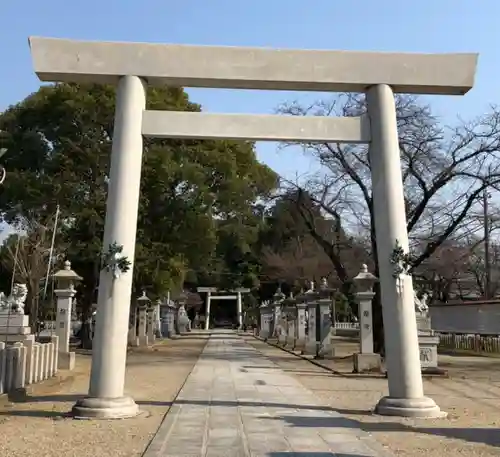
[265, 413, 500, 449]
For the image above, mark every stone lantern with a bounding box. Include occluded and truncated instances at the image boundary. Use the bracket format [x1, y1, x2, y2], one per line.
[136, 291, 150, 347]
[53, 260, 82, 370]
[352, 264, 381, 372]
[176, 290, 190, 334]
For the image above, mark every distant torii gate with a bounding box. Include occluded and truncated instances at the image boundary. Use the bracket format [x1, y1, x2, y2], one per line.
[197, 287, 250, 330]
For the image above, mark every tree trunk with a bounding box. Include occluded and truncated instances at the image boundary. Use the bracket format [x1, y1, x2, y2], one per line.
[78, 289, 94, 350]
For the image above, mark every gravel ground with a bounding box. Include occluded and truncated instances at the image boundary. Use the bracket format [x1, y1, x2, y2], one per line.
[247, 336, 500, 457]
[0, 333, 208, 457]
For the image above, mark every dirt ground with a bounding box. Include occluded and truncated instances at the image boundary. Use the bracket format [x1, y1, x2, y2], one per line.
[247, 336, 500, 457]
[0, 333, 208, 457]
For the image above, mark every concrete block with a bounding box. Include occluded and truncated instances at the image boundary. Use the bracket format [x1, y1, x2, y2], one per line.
[353, 353, 382, 373]
[58, 351, 75, 370]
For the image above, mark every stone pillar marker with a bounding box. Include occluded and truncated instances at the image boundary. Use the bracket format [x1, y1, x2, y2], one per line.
[295, 300, 307, 350]
[147, 302, 156, 343]
[72, 75, 146, 419]
[352, 264, 382, 373]
[258, 301, 272, 340]
[367, 84, 444, 418]
[53, 260, 82, 370]
[127, 303, 139, 347]
[154, 299, 162, 338]
[137, 291, 150, 347]
[165, 300, 177, 338]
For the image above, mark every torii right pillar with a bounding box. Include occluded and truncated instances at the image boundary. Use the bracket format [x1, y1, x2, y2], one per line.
[367, 84, 444, 418]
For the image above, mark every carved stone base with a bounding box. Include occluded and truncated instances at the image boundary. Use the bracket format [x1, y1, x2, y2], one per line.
[375, 395, 446, 418]
[418, 333, 440, 369]
[72, 396, 139, 419]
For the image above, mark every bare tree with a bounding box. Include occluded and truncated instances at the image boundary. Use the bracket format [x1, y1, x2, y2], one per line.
[261, 235, 333, 286]
[277, 94, 500, 351]
[1, 219, 58, 331]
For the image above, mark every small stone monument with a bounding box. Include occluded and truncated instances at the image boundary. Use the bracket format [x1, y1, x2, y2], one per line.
[415, 292, 443, 374]
[0, 284, 33, 343]
[53, 261, 82, 370]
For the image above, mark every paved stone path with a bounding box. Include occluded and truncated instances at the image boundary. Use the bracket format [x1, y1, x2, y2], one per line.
[144, 330, 394, 457]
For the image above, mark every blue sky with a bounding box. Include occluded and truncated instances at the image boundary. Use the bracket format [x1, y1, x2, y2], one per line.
[1, 0, 499, 180]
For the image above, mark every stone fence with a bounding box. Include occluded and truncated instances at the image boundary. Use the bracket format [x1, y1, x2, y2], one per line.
[438, 332, 500, 353]
[0, 336, 59, 395]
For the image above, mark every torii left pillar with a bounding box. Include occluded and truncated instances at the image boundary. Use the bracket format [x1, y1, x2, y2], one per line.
[73, 75, 145, 419]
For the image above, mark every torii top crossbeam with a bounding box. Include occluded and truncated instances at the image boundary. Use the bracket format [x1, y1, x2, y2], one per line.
[29, 37, 477, 95]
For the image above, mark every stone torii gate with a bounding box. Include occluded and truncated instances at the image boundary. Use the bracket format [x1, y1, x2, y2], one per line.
[197, 287, 250, 330]
[28, 36, 477, 419]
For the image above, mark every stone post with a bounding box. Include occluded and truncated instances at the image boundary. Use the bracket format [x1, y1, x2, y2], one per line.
[352, 265, 382, 373]
[154, 300, 162, 338]
[295, 301, 307, 350]
[137, 291, 150, 347]
[304, 298, 318, 355]
[285, 304, 296, 348]
[271, 286, 285, 340]
[53, 260, 82, 371]
[147, 305, 156, 344]
[50, 335, 59, 376]
[367, 84, 443, 418]
[258, 301, 272, 340]
[13, 342, 27, 389]
[316, 279, 336, 358]
[127, 304, 139, 347]
[166, 302, 177, 338]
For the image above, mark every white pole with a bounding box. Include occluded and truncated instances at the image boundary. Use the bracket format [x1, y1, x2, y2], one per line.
[73, 76, 146, 419]
[205, 291, 211, 330]
[367, 84, 443, 418]
[237, 291, 243, 328]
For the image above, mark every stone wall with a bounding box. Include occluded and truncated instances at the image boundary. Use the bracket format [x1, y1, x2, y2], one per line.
[430, 300, 500, 335]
